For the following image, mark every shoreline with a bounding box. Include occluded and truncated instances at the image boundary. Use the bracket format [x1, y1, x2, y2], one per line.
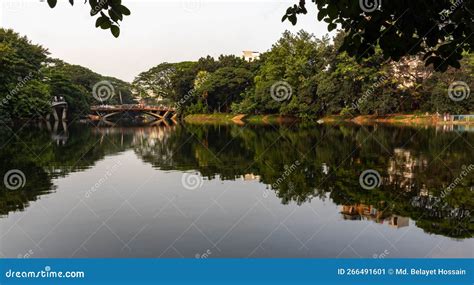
[321, 114, 474, 126]
[184, 113, 474, 126]
[183, 114, 300, 125]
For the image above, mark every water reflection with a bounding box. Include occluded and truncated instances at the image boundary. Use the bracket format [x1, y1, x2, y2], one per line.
[46, 120, 69, 146]
[0, 123, 472, 242]
[341, 204, 409, 228]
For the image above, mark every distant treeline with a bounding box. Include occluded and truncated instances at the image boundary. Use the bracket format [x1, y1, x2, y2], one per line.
[0, 28, 133, 123]
[134, 30, 473, 117]
[1, 28, 472, 124]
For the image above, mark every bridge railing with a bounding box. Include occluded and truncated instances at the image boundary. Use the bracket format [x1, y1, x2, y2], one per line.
[51, 96, 66, 103]
[90, 104, 176, 111]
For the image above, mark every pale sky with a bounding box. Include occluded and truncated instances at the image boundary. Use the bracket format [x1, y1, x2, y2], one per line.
[1, 0, 330, 82]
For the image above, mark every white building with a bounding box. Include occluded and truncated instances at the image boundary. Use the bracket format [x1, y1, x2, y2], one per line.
[242, 51, 260, 62]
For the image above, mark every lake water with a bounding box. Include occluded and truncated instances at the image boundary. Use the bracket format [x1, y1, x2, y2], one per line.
[0, 122, 472, 258]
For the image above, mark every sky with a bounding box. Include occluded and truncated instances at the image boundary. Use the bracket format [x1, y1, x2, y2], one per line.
[1, 0, 330, 82]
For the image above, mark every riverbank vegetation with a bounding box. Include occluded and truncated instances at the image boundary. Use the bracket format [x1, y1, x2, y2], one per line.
[134, 30, 473, 119]
[1, 28, 472, 125]
[0, 29, 133, 124]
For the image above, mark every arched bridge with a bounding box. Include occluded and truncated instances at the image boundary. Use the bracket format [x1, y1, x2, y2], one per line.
[90, 105, 177, 124]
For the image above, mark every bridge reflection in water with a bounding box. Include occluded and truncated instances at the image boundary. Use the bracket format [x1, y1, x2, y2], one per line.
[90, 105, 178, 126]
[91, 124, 177, 148]
[0, 123, 472, 259]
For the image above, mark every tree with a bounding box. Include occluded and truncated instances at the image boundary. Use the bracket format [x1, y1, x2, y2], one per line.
[165, 61, 201, 114]
[10, 80, 51, 119]
[0, 29, 50, 122]
[284, 0, 473, 71]
[46, 71, 90, 117]
[193, 70, 210, 91]
[132, 63, 176, 104]
[196, 67, 253, 112]
[0, 29, 134, 122]
[422, 52, 474, 113]
[316, 39, 391, 116]
[236, 30, 331, 115]
[46, 0, 130, 38]
[46, 59, 135, 107]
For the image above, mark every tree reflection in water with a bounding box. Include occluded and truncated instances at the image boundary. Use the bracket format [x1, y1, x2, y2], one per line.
[0, 123, 472, 238]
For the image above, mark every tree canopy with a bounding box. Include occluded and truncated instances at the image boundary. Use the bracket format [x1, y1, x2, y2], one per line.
[283, 0, 473, 71]
[2, 28, 472, 123]
[0, 29, 133, 123]
[135, 30, 473, 117]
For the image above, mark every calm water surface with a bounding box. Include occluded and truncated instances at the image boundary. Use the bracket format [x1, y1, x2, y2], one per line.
[0, 122, 473, 258]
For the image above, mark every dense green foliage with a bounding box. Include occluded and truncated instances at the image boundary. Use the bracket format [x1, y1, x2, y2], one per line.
[0, 29, 133, 123]
[0, 29, 50, 122]
[133, 55, 260, 115]
[283, 0, 473, 71]
[135, 30, 473, 118]
[2, 28, 472, 122]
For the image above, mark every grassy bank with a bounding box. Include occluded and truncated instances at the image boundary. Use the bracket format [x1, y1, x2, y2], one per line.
[184, 114, 299, 125]
[321, 114, 474, 126]
[184, 114, 238, 124]
[184, 113, 474, 126]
